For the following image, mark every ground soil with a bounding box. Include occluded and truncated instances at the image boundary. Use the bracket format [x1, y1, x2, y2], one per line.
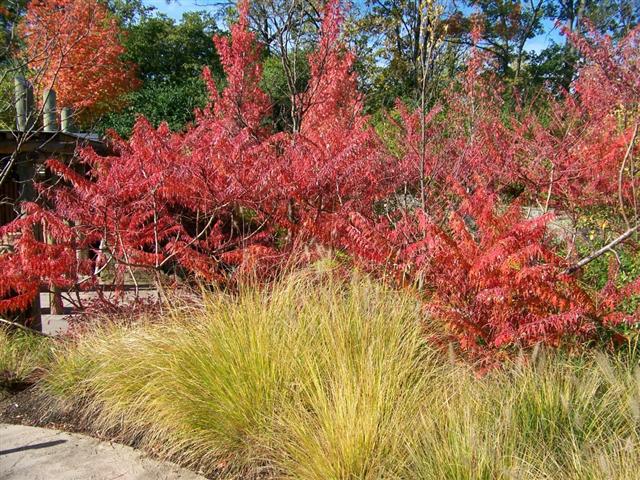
[0, 382, 151, 449]
[0, 385, 93, 436]
[0, 386, 206, 475]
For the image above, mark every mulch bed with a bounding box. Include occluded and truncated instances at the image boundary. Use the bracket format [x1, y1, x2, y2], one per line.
[0, 382, 141, 446]
[0, 385, 90, 435]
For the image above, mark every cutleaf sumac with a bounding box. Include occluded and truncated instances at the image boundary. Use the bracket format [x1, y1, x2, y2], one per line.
[1, 1, 637, 357]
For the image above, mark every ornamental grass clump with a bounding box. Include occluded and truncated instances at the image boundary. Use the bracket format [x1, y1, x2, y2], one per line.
[0, 326, 53, 392]
[407, 347, 640, 480]
[43, 270, 434, 478]
[42, 270, 640, 479]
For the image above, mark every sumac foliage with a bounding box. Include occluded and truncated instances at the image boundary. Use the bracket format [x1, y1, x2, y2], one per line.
[347, 24, 639, 356]
[0, 204, 84, 315]
[349, 186, 637, 358]
[1, 0, 638, 358]
[0, 0, 397, 313]
[270, 0, 410, 245]
[507, 25, 640, 221]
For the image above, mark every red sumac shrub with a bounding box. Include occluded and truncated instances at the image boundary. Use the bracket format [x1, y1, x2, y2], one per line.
[348, 186, 636, 357]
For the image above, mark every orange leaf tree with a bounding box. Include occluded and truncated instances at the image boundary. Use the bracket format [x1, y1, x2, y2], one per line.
[21, 0, 139, 116]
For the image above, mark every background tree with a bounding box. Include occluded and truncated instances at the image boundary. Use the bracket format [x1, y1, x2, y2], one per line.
[0, 0, 141, 192]
[21, 0, 139, 117]
[530, 0, 640, 92]
[1, 1, 27, 128]
[200, 0, 326, 131]
[106, 0, 156, 26]
[97, 11, 224, 136]
[562, 0, 639, 38]
[237, 0, 323, 132]
[453, 0, 550, 84]
[1, 1, 27, 62]
[260, 53, 311, 131]
[202, 0, 323, 52]
[354, 0, 461, 110]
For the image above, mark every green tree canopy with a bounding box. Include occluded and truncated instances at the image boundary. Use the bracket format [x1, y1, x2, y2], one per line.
[96, 10, 224, 137]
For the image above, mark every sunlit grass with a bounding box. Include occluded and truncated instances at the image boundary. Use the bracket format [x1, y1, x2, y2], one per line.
[0, 326, 53, 393]
[43, 269, 640, 479]
[408, 348, 640, 480]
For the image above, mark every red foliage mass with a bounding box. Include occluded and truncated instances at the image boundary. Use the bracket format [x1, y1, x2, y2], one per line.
[1, 1, 638, 357]
[273, 0, 409, 245]
[347, 187, 615, 356]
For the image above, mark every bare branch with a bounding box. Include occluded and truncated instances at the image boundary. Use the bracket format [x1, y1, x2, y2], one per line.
[566, 224, 639, 274]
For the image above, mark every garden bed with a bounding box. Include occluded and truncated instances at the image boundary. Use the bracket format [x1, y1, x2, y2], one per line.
[0, 388, 88, 435]
[2, 271, 639, 480]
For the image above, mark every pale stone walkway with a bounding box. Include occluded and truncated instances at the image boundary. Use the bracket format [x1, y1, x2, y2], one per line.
[0, 424, 206, 480]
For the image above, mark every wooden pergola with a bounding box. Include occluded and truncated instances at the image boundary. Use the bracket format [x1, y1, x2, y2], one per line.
[0, 129, 109, 156]
[1, 78, 112, 331]
[0, 129, 110, 224]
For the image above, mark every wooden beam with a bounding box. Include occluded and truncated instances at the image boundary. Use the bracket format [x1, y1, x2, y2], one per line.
[43, 89, 58, 132]
[0, 131, 110, 156]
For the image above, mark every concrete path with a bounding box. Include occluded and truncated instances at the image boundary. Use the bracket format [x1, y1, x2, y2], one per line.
[38, 289, 160, 336]
[0, 424, 206, 480]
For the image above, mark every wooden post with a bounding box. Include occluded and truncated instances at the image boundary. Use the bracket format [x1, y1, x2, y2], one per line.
[63, 108, 85, 265]
[76, 228, 89, 263]
[43, 89, 57, 132]
[43, 91, 63, 314]
[14, 76, 35, 131]
[14, 77, 26, 131]
[16, 154, 42, 331]
[61, 107, 73, 132]
[26, 85, 36, 130]
[12, 77, 42, 330]
[46, 225, 64, 315]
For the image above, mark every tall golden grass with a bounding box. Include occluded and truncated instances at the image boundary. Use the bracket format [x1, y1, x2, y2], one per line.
[43, 269, 640, 479]
[0, 326, 52, 392]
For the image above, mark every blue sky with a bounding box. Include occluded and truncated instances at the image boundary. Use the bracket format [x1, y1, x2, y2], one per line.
[147, 0, 218, 20]
[146, 0, 563, 54]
